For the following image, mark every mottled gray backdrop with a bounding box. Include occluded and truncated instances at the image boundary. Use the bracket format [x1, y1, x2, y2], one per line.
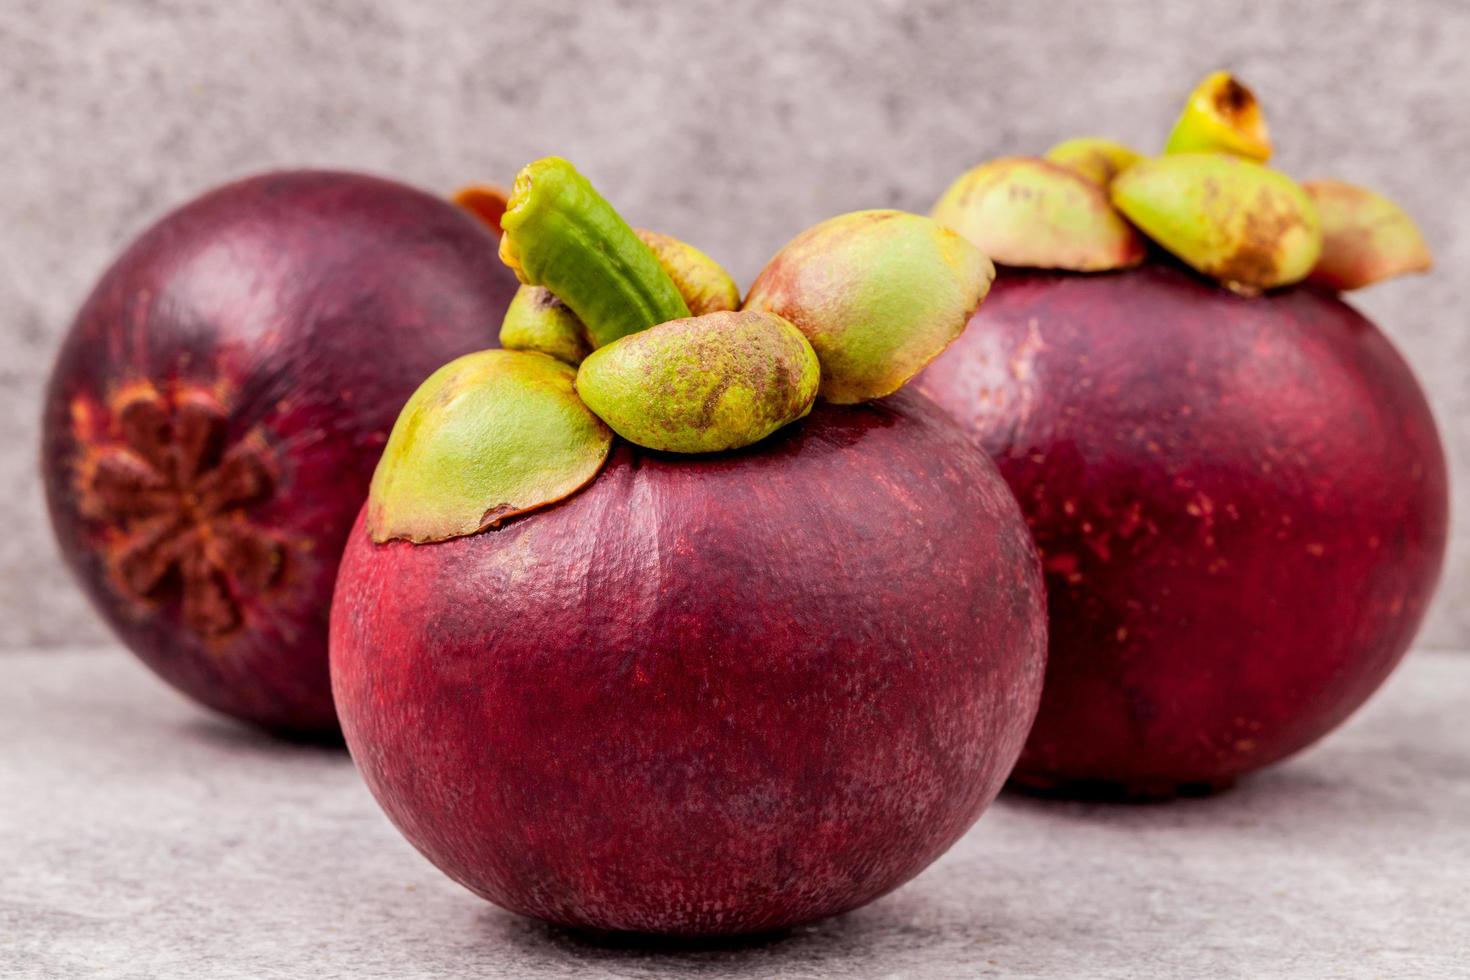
[3, 0, 1467, 649]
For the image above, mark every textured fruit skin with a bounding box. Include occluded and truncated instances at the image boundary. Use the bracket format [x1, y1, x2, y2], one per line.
[42, 171, 516, 734]
[916, 262, 1448, 795]
[331, 390, 1046, 934]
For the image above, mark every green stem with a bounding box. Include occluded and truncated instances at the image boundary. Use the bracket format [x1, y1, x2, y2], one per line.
[499, 158, 690, 348]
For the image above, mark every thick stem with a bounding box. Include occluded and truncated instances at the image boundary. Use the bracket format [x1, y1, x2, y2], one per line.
[499, 158, 690, 349]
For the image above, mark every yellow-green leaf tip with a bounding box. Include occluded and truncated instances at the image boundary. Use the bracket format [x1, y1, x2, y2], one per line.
[1164, 71, 1273, 162]
[635, 230, 741, 316]
[367, 349, 612, 544]
[930, 158, 1146, 272]
[743, 210, 995, 404]
[500, 286, 593, 365]
[1112, 153, 1322, 293]
[1044, 137, 1144, 187]
[1303, 180, 1433, 291]
[575, 310, 819, 454]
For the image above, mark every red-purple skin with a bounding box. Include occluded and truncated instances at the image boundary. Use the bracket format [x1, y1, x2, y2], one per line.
[330, 390, 1047, 935]
[916, 262, 1449, 796]
[42, 171, 516, 735]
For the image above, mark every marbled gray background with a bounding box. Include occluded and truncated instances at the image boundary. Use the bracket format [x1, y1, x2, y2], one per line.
[3, 0, 1467, 650]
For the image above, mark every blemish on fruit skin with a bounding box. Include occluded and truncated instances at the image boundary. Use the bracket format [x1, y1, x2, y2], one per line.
[73, 381, 288, 637]
[69, 397, 97, 440]
[1043, 552, 1084, 585]
[1084, 534, 1111, 562]
[917, 262, 1447, 795]
[1008, 319, 1046, 382]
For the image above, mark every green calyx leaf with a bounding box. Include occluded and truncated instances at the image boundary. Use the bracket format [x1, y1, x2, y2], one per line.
[1044, 137, 1144, 187]
[499, 285, 593, 366]
[575, 310, 820, 453]
[1303, 179, 1433, 291]
[1112, 152, 1322, 293]
[931, 157, 1146, 272]
[367, 349, 612, 544]
[1164, 71, 1273, 162]
[744, 210, 994, 404]
[634, 229, 740, 316]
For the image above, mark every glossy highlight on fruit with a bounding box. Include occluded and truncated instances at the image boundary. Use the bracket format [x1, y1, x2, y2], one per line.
[42, 171, 517, 734]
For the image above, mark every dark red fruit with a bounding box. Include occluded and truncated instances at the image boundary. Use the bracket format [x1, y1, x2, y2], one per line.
[330, 390, 1046, 935]
[42, 171, 517, 734]
[916, 262, 1448, 796]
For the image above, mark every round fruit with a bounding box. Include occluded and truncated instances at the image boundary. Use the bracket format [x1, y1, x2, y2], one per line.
[923, 72, 1444, 796]
[42, 171, 517, 734]
[331, 389, 1046, 934]
[916, 262, 1448, 795]
[329, 157, 1043, 934]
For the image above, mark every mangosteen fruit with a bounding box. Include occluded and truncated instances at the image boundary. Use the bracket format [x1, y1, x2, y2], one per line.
[42, 171, 517, 735]
[330, 158, 1047, 934]
[919, 73, 1447, 797]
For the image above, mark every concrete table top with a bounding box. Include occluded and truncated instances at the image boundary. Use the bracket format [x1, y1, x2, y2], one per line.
[4, 647, 1467, 979]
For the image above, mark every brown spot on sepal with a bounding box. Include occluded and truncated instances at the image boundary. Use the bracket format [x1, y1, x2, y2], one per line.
[1214, 188, 1309, 294]
[480, 503, 519, 529]
[1217, 77, 1253, 116]
[1111, 154, 1319, 292]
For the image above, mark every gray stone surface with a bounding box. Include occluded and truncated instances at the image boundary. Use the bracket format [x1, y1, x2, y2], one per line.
[3, 0, 1468, 649]
[4, 646, 1468, 978]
